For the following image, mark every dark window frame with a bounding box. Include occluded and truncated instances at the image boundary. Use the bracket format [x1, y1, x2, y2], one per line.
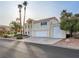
[41, 22, 47, 26]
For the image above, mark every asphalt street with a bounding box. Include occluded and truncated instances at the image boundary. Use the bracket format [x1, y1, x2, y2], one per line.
[0, 39, 79, 58]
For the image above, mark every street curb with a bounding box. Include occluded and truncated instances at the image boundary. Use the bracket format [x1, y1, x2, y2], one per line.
[53, 45, 79, 50]
[52, 39, 63, 44]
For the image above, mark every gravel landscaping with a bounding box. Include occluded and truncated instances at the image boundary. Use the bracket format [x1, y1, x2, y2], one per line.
[54, 38, 79, 50]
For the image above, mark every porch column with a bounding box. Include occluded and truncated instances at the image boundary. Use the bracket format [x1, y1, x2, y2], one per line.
[27, 22, 29, 35]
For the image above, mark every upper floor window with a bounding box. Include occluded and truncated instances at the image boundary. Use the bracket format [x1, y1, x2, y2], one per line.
[41, 22, 47, 26]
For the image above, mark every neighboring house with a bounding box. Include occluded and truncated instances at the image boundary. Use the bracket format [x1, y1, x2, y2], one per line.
[25, 17, 66, 38]
[0, 25, 10, 32]
[0, 25, 10, 36]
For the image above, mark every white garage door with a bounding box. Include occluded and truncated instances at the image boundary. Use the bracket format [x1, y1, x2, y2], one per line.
[52, 26, 65, 38]
[34, 31, 48, 37]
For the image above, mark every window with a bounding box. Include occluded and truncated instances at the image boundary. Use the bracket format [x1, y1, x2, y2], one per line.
[41, 22, 47, 26]
[28, 25, 29, 28]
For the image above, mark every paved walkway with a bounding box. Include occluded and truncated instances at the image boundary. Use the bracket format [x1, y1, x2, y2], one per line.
[0, 37, 62, 45]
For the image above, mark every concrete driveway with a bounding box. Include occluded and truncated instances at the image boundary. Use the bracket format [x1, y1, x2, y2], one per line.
[19, 37, 62, 45]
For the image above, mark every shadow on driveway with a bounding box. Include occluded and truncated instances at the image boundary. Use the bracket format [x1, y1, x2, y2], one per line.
[1, 41, 21, 58]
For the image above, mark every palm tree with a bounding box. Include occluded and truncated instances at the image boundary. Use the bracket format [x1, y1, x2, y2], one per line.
[18, 4, 22, 34]
[23, 1, 27, 34]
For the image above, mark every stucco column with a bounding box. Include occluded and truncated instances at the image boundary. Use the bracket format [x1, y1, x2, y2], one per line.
[27, 22, 29, 35]
[49, 21, 51, 37]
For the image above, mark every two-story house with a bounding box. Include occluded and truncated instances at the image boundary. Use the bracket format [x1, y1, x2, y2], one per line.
[25, 17, 66, 38]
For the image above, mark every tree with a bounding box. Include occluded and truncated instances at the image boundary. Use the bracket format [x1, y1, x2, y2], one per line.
[60, 10, 79, 37]
[18, 4, 22, 34]
[9, 21, 22, 35]
[61, 10, 67, 18]
[23, 1, 27, 34]
[74, 14, 79, 17]
[74, 14, 79, 32]
[60, 10, 72, 19]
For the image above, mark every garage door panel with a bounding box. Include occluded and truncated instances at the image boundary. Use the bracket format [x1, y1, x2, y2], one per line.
[32, 31, 48, 37]
[52, 26, 66, 38]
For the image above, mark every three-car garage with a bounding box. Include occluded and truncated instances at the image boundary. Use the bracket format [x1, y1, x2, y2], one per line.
[32, 26, 66, 38]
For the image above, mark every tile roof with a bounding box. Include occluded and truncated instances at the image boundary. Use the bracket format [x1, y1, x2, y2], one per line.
[32, 17, 58, 23]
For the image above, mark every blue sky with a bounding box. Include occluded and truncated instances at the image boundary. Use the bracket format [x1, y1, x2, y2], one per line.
[0, 1, 79, 25]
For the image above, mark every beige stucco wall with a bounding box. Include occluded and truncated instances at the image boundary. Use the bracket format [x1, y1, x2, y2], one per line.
[32, 22, 49, 30]
[48, 19, 58, 37]
[31, 21, 49, 37]
[31, 19, 58, 37]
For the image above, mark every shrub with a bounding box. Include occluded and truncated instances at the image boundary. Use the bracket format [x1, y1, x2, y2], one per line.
[3, 35, 10, 38]
[16, 34, 23, 39]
